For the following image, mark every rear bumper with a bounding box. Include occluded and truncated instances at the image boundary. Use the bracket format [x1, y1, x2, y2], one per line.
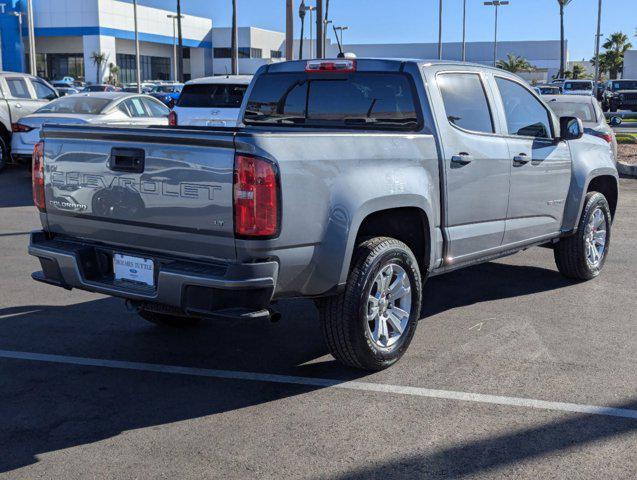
[28, 231, 278, 318]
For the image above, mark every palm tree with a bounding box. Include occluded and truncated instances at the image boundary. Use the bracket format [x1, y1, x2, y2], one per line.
[108, 62, 120, 85]
[556, 0, 574, 78]
[571, 63, 586, 79]
[601, 32, 632, 79]
[90, 51, 108, 84]
[496, 53, 535, 73]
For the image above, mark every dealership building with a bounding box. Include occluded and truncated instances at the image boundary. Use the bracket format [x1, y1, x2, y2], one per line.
[0, 0, 213, 83]
[1, 0, 566, 83]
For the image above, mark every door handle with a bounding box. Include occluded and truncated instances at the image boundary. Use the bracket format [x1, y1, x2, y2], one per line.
[513, 153, 530, 165]
[451, 152, 472, 165]
[15, 104, 22, 109]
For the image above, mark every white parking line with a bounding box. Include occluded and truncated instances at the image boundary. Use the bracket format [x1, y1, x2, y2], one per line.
[1, 349, 636, 420]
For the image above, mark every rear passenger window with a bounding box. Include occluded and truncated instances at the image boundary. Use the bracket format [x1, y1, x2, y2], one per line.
[437, 73, 494, 133]
[6, 78, 31, 99]
[125, 98, 147, 118]
[495, 77, 552, 138]
[244, 72, 421, 131]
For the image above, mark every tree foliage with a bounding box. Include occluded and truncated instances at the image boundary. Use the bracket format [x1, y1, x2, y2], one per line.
[496, 54, 535, 73]
[591, 32, 632, 79]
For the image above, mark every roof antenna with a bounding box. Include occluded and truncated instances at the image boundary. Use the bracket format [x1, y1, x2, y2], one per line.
[224, 65, 229, 78]
[333, 24, 344, 58]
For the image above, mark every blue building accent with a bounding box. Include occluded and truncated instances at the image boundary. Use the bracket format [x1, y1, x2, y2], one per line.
[0, 0, 26, 73]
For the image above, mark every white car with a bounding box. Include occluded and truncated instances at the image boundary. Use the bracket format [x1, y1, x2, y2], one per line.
[562, 80, 594, 96]
[11, 92, 170, 163]
[172, 75, 252, 127]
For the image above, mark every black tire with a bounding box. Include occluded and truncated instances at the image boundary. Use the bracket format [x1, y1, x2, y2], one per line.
[554, 192, 612, 281]
[137, 308, 201, 328]
[0, 135, 8, 172]
[316, 237, 423, 371]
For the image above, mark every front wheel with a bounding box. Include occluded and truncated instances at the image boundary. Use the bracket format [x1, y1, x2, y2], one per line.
[0, 136, 8, 172]
[316, 237, 423, 371]
[554, 192, 612, 280]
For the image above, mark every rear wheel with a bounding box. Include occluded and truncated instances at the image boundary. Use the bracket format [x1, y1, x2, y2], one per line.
[316, 237, 422, 371]
[137, 308, 201, 328]
[554, 192, 611, 280]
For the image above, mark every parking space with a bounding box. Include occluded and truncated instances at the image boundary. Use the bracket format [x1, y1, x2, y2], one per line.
[0, 167, 636, 479]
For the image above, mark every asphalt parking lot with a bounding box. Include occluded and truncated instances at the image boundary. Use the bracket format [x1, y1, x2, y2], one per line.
[0, 167, 635, 479]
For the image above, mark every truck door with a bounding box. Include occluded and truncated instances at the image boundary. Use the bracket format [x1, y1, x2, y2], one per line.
[429, 70, 512, 263]
[491, 76, 571, 245]
[1, 76, 42, 123]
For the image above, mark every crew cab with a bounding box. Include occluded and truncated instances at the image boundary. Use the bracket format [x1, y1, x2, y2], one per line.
[29, 59, 618, 370]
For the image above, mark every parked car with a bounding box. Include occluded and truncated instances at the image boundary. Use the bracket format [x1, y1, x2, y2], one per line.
[29, 59, 618, 370]
[123, 83, 155, 94]
[535, 84, 562, 95]
[602, 79, 637, 112]
[83, 84, 119, 93]
[10, 92, 169, 164]
[52, 81, 73, 88]
[171, 75, 252, 126]
[55, 87, 80, 97]
[0, 72, 59, 171]
[562, 80, 595, 96]
[149, 83, 184, 107]
[543, 94, 618, 162]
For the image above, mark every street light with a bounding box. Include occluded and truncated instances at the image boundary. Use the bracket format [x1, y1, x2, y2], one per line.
[133, 0, 141, 92]
[593, 0, 602, 85]
[167, 14, 183, 82]
[462, 0, 467, 62]
[304, 5, 317, 59]
[334, 26, 348, 49]
[483, 1, 509, 67]
[437, 0, 442, 60]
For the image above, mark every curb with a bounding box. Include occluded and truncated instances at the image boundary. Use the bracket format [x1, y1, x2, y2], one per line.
[617, 162, 637, 178]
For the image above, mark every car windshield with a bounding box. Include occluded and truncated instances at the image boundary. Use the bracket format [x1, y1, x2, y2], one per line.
[153, 85, 182, 93]
[36, 97, 111, 115]
[539, 87, 560, 94]
[612, 80, 637, 90]
[546, 100, 597, 123]
[177, 84, 247, 108]
[564, 82, 593, 91]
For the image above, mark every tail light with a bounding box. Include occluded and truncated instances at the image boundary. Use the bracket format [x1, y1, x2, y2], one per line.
[305, 59, 356, 73]
[168, 110, 177, 126]
[12, 123, 34, 133]
[233, 154, 279, 238]
[32, 140, 46, 211]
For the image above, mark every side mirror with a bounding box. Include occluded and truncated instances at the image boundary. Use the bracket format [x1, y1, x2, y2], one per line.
[559, 116, 584, 141]
[609, 116, 622, 127]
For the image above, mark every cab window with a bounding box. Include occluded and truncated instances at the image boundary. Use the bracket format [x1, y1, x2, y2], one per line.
[6, 78, 31, 99]
[495, 77, 552, 138]
[437, 73, 494, 134]
[31, 80, 58, 100]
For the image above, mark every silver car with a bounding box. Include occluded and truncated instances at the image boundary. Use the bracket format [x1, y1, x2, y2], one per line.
[11, 92, 170, 163]
[543, 94, 618, 162]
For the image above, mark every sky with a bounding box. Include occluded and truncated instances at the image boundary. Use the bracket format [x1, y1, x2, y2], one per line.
[133, 0, 636, 61]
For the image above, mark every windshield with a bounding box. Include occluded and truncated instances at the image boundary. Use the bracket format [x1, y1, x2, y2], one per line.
[244, 72, 421, 131]
[177, 84, 247, 108]
[36, 97, 111, 115]
[564, 81, 593, 91]
[546, 100, 597, 123]
[539, 87, 560, 94]
[612, 80, 637, 91]
[153, 85, 182, 93]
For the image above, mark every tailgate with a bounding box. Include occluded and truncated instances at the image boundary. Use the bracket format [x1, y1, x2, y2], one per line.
[41, 125, 237, 262]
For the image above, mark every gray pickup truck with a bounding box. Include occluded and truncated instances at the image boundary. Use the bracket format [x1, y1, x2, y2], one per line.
[29, 59, 618, 370]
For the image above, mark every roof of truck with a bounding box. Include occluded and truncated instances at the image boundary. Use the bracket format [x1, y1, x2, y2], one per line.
[186, 75, 253, 86]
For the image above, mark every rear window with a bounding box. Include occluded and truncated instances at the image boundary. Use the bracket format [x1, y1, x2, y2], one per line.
[564, 81, 593, 91]
[243, 72, 421, 131]
[177, 83, 247, 108]
[546, 100, 597, 123]
[36, 97, 111, 115]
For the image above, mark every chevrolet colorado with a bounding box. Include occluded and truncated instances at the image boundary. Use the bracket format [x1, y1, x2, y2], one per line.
[29, 59, 619, 370]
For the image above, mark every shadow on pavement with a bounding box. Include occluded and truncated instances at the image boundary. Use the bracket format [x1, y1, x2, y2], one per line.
[0, 261, 586, 474]
[331, 399, 637, 479]
[0, 166, 32, 208]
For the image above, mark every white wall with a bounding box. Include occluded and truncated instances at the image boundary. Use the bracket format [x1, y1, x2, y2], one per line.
[624, 50, 637, 79]
[83, 35, 116, 83]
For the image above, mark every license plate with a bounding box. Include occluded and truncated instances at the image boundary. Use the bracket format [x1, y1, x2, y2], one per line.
[113, 254, 155, 287]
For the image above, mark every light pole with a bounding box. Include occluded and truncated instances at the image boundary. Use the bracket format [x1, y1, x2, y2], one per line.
[437, 0, 442, 60]
[10, 12, 26, 73]
[304, 5, 317, 60]
[334, 26, 348, 49]
[133, 0, 141, 92]
[26, 0, 36, 75]
[593, 0, 602, 85]
[324, 20, 332, 56]
[167, 14, 183, 81]
[462, 0, 467, 62]
[483, 1, 509, 67]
